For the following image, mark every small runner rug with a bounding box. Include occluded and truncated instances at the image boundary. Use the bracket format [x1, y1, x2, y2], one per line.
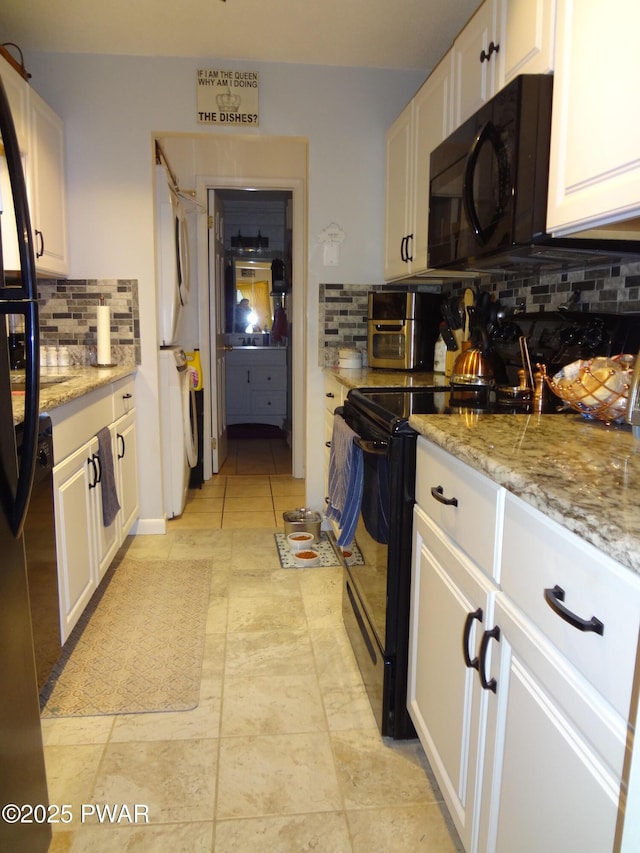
[40, 557, 212, 717]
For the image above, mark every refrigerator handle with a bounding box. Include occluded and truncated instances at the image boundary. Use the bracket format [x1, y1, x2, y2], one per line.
[11, 301, 40, 536]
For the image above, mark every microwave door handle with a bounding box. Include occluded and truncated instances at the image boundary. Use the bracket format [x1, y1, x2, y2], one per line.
[463, 120, 505, 246]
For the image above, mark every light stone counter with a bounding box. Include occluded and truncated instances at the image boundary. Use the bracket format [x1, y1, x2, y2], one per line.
[408, 412, 640, 575]
[10, 365, 136, 426]
[325, 365, 447, 390]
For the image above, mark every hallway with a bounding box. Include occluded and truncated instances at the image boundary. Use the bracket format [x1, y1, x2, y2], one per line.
[41, 461, 461, 852]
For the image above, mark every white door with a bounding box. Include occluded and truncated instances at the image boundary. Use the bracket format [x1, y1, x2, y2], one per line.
[208, 190, 228, 473]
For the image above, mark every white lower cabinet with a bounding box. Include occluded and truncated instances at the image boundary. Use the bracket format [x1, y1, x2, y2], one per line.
[323, 374, 348, 501]
[409, 505, 496, 851]
[477, 594, 624, 853]
[409, 436, 640, 853]
[113, 409, 139, 537]
[52, 378, 138, 643]
[53, 439, 101, 642]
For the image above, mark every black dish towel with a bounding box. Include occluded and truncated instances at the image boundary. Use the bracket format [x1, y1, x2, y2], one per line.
[97, 427, 121, 527]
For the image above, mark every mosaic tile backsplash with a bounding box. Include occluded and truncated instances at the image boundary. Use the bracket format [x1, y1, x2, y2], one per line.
[319, 262, 640, 366]
[37, 279, 140, 366]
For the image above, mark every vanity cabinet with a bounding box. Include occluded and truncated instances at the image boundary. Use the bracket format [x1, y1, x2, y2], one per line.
[0, 50, 68, 277]
[547, 0, 640, 237]
[409, 436, 640, 853]
[52, 376, 137, 643]
[225, 348, 287, 427]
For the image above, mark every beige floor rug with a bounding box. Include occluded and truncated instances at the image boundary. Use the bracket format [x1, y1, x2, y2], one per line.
[40, 557, 212, 717]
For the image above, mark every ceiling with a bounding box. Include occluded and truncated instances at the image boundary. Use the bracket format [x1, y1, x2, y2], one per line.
[0, 0, 481, 71]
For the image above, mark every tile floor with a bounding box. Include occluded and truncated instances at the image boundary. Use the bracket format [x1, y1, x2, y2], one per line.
[42, 439, 462, 852]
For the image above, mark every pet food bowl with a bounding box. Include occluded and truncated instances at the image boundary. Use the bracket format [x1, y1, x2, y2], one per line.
[287, 531, 315, 551]
[293, 549, 320, 568]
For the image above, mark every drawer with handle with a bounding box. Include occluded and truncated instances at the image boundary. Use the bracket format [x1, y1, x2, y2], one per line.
[501, 492, 640, 718]
[415, 438, 503, 580]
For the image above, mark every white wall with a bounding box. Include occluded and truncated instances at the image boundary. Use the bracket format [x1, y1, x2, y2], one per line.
[26, 52, 424, 521]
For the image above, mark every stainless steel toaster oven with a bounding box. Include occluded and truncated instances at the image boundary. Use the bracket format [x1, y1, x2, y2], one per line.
[367, 291, 441, 370]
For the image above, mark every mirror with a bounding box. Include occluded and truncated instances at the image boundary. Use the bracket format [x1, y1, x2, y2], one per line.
[217, 189, 292, 341]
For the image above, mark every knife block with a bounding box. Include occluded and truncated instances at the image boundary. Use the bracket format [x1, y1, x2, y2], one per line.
[445, 329, 464, 378]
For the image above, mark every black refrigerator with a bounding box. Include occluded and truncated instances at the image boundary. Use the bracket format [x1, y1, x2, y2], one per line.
[0, 75, 51, 852]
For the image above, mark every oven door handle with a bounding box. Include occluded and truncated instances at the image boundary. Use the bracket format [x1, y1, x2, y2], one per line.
[354, 437, 388, 455]
[373, 321, 405, 332]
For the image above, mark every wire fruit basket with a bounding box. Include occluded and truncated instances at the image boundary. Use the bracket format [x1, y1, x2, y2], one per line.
[544, 355, 636, 424]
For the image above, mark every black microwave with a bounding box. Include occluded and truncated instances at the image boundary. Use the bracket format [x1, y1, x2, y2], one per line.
[427, 74, 640, 272]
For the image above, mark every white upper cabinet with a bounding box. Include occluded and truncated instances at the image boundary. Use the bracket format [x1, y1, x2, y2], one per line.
[384, 101, 414, 280]
[547, 0, 640, 236]
[0, 53, 68, 278]
[501, 0, 556, 84]
[453, 0, 502, 127]
[384, 51, 456, 281]
[28, 92, 68, 277]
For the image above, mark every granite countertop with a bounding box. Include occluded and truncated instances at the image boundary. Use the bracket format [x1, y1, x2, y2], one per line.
[409, 412, 640, 576]
[325, 366, 447, 390]
[325, 366, 640, 576]
[10, 365, 136, 426]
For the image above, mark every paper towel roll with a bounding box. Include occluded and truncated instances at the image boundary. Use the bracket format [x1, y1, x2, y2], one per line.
[97, 304, 112, 365]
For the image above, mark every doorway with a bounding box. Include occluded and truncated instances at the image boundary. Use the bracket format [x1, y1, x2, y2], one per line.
[198, 174, 305, 481]
[210, 187, 293, 475]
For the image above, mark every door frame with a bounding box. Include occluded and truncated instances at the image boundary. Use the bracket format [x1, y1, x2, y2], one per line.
[196, 174, 306, 480]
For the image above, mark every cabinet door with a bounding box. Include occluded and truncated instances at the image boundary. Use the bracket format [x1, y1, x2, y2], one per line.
[54, 441, 97, 643]
[411, 51, 454, 273]
[409, 506, 496, 851]
[547, 0, 640, 235]
[501, 0, 555, 85]
[384, 102, 414, 280]
[225, 364, 251, 417]
[93, 432, 119, 582]
[0, 56, 27, 148]
[28, 91, 68, 276]
[114, 410, 139, 538]
[478, 595, 624, 853]
[453, 0, 502, 127]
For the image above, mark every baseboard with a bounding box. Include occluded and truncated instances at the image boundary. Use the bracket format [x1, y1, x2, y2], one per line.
[130, 517, 167, 535]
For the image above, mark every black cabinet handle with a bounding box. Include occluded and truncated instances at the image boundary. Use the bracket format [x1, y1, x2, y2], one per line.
[544, 585, 604, 635]
[117, 433, 125, 460]
[122, 393, 132, 400]
[480, 41, 500, 62]
[430, 485, 458, 507]
[326, 392, 335, 399]
[35, 229, 44, 258]
[405, 233, 413, 262]
[463, 608, 483, 670]
[93, 452, 102, 484]
[88, 455, 99, 489]
[325, 441, 332, 448]
[400, 235, 407, 262]
[479, 626, 500, 692]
